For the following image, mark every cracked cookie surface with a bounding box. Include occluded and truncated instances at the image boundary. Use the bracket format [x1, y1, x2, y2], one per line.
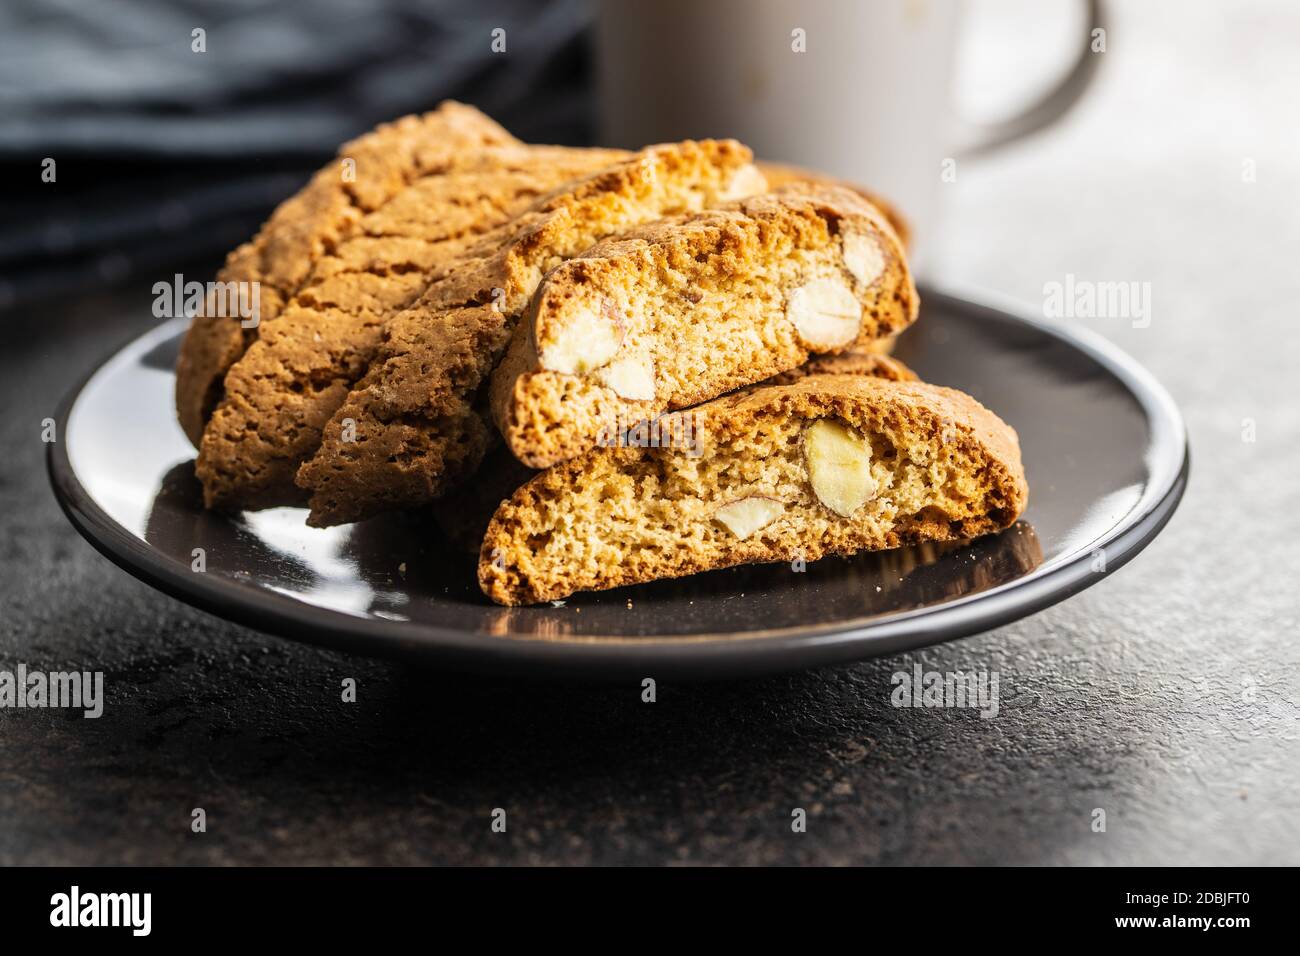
[193, 133, 628, 511]
[175, 102, 522, 448]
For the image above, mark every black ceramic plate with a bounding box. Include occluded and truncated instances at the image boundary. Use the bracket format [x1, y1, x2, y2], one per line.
[48, 288, 1187, 678]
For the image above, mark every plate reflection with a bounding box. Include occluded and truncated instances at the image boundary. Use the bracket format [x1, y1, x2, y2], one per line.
[145, 460, 1042, 641]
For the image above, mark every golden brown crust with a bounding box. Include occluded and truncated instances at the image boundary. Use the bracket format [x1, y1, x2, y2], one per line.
[194, 142, 630, 511]
[755, 159, 912, 250]
[489, 184, 918, 470]
[479, 375, 1027, 605]
[295, 140, 762, 526]
[175, 102, 521, 448]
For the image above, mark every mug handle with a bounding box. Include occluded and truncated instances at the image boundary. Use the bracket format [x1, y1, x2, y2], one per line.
[955, 0, 1106, 157]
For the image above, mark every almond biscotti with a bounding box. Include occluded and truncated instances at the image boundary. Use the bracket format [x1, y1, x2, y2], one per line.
[479, 375, 1027, 605]
[193, 141, 630, 511]
[175, 101, 523, 448]
[435, 350, 917, 555]
[489, 185, 917, 469]
[295, 139, 764, 526]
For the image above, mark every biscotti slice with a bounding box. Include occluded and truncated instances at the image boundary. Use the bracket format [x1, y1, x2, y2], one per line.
[295, 139, 765, 526]
[175, 101, 521, 447]
[194, 143, 629, 512]
[489, 185, 917, 469]
[479, 375, 1027, 605]
[435, 351, 917, 555]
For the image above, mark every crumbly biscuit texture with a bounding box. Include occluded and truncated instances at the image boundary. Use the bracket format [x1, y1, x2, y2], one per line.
[175, 102, 521, 447]
[490, 185, 918, 469]
[296, 139, 763, 526]
[479, 375, 1027, 605]
[194, 141, 629, 511]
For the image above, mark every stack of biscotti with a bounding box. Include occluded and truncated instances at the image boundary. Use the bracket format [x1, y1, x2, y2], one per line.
[175, 102, 1027, 606]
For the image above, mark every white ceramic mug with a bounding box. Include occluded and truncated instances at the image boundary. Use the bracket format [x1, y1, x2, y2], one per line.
[595, 0, 1104, 267]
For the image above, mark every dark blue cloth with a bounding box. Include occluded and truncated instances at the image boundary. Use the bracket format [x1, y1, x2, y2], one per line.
[0, 0, 593, 308]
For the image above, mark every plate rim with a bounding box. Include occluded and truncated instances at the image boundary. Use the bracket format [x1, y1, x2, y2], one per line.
[47, 286, 1190, 678]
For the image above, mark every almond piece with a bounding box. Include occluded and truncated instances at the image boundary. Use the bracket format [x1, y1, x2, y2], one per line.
[842, 232, 885, 288]
[786, 277, 861, 350]
[720, 163, 768, 201]
[537, 298, 625, 375]
[804, 418, 876, 517]
[713, 496, 785, 539]
[599, 350, 656, 401]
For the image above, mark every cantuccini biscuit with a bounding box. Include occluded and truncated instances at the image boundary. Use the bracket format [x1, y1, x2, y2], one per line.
[295, 139, 765, 526]
[193, 138, 629, 511]
[479, 375, 1027, 605]
[489, 185, 918, 470]
[175, 102, 523, 448]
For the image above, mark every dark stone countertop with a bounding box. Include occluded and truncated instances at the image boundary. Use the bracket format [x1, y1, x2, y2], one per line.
[1, 2, 1297, 865]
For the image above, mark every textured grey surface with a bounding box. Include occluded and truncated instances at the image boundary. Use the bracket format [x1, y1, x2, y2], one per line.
[1, 1, 1297, 865]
